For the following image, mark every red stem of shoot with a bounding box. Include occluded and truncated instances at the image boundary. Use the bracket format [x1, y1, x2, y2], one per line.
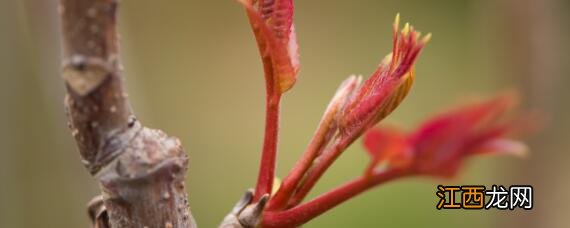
[262, 168, 409, 228]
[254, 93, 282, 201]
[286, 134, 355, 207]
[268, 114, 336, 210]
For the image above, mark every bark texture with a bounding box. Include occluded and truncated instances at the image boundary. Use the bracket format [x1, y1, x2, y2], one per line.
[59, 0, 196, 227]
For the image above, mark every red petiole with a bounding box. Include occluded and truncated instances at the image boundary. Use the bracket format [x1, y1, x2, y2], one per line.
[262, 168, 411, 228]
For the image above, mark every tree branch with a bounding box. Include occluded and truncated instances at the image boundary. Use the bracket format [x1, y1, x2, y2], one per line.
[59, 0, 196, 227]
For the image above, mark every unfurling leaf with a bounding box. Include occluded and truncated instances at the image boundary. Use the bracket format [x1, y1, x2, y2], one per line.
[239, 0, 300, 93]
[363, 127, 410, 169]
[373, 68, 415, 123]
[362, 93, 528, 178]
[340, 15, 430, 137]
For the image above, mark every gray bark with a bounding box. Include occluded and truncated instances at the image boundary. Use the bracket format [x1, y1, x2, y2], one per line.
[59, 0, 196, 227]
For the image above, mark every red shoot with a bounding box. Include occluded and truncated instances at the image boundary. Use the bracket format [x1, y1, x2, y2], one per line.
[233, 1, 532, 227]
[274, 15, 431, 210]
[239, 0, 300, 201]
[260, 93, 529, 227]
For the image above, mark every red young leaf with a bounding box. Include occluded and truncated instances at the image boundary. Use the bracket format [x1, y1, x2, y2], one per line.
[340, 15, 430, 137]
[362, 93, 528, 178]
[240, 0, 299, 93]
[363, 127, 410, 169]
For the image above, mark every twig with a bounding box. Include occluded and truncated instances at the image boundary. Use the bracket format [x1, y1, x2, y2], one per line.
[59, 0, 196, 227]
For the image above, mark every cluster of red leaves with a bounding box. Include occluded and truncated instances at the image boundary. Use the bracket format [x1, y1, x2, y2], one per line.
[236, 0, 530, 227]
[364, 94, 528, 178]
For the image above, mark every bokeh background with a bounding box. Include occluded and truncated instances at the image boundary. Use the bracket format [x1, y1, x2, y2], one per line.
[1, 0, 569, 227]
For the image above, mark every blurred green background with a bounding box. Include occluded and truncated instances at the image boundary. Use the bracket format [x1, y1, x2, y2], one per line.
[1, 0, 569, 227]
